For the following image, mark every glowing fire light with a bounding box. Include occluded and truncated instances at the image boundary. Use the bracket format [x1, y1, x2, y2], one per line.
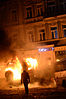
[25, 58, 38, 70]
[56, 59, 60, 62]
[5, 57, 38, 81]
[5, 56, 22, 81]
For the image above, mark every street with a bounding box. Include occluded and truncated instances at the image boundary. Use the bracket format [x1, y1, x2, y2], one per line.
[0, 87, 66, 99]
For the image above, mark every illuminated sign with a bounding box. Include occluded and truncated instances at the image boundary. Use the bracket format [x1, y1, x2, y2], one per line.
[38, 47, 54, 52]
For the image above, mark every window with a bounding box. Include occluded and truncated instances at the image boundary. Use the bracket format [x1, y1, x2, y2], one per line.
[51, 27, 58, 39]
[55, 51, 66, 57]
[47, 6, 56, 17]
[47, 1, 56, 6]
[60, 1, 66, 13]
[40, 29, 45, 41]
[64, 30, 66, 37]
[47, 1, 56, 17]
[26, 7, 32, 19]
[12, 10, 17, 21]
[55, 50, 66, 71]
[36, 5, 43, 17]
[63, 25, 66, 37]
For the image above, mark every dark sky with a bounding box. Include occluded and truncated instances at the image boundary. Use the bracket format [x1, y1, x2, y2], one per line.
[0, 0, 8, 2]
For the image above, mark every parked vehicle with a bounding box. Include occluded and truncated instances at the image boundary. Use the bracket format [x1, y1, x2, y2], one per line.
[55, 58, 66, 87]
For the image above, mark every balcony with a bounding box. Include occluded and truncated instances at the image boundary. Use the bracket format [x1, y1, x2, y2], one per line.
[24, 16, 43, 24]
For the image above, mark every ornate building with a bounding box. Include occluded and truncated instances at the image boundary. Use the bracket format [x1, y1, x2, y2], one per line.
[23, 0, 66, 63]
[0, 0, 66, 62]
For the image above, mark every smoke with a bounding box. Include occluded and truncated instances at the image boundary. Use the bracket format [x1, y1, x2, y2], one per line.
[0, 29, 16, 63]
[0, 28, 55, 88]
[0, 29, 10, 49]
[17, 41, 55, 86]
[0, 29, 16, 89]
[0, 78, 9, 89]
[28, 81, 56, 88]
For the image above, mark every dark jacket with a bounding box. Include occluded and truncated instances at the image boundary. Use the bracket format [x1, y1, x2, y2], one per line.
[21, 70, 30, 84]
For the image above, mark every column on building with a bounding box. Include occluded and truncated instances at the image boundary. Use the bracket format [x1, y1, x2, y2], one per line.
[36, 26, 41, 41]
[33, 26, 37, 42]
[57, 21, 64, 38]
[45, 23, 51, 40]
[32, 5, 34, 18]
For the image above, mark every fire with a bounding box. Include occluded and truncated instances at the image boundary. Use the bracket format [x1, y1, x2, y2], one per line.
[5, 56, 22, 81]
[25, 58, 38, 70]
[5, 57, 38, 81]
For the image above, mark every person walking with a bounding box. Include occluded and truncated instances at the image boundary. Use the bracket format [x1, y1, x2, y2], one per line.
[21, 70, 30, 94]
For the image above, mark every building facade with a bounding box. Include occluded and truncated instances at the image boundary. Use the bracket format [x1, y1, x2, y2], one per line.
[0, 0, 66, 62]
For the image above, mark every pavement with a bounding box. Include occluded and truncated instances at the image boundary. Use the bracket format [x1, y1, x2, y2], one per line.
[0, 87, 66, 99]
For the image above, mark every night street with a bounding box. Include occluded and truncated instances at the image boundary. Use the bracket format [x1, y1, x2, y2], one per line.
[0, 87, 66, 99]
[0, 0, 66, 99]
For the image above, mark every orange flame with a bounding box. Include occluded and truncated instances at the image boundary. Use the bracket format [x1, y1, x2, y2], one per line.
[5, 56, 22, 81]
[25, 58, 38, 70]
[5, 57, 38, 81]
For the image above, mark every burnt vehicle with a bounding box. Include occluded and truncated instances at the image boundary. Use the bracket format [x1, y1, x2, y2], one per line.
[0, 45, 56, 87]
[4, 57, 22, 85]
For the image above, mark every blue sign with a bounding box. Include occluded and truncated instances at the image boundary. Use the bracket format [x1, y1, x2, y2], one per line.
[38, 47, 54, 52]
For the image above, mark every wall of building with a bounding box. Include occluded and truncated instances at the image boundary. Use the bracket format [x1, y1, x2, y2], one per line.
[0, 0, 66, 58]
[0, 0, 26, 51]
[24, 15, 66, 43]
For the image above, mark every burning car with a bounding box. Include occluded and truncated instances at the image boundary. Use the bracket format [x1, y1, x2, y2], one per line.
[4, 56, 22, 85]
[0, 45, 56, 87]
[4, 56, 38, 85]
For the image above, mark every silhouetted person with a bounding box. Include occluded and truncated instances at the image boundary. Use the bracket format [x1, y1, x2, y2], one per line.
[21, 70, 30, 94]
